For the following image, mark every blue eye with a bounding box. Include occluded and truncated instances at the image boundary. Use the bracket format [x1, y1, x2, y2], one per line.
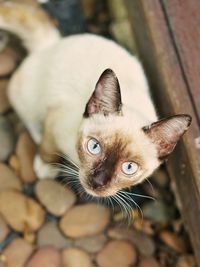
[87, 138, 101, 155]
[122, 162, 138, 175]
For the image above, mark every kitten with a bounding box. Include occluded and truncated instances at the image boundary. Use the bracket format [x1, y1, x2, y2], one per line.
[0, 3, 191, 197]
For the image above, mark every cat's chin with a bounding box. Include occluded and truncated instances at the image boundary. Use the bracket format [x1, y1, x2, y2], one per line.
[83, 186, 115, 198]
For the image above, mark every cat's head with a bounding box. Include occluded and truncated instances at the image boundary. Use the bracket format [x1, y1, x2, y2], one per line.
[76, 69, 192, 197]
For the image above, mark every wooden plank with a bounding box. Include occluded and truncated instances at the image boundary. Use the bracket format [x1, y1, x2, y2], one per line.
[161, 0, 200, 121]
[125, 0, 200, 265]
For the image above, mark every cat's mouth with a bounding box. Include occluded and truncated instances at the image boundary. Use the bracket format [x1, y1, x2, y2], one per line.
[84, 186, 114, 197]
[80, 179, 116, 197]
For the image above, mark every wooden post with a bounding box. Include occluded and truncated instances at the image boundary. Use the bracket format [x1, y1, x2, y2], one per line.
[125, 0, 200, 264]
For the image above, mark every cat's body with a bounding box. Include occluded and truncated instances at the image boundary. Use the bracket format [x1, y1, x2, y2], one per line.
[0, 3, 191, 197]
[10, 34, 157, 159]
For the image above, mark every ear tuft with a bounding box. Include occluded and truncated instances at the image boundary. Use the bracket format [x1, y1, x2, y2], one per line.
[143, 114, 192, 159]
[83, 68, 122, 117]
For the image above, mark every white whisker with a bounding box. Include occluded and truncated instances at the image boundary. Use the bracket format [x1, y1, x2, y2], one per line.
[118, 191, 143, 220]
[122, 190, 155, 201]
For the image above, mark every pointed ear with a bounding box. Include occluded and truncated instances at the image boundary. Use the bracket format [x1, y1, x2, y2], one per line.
[83, 69, 122, 117]
[143, 114, 192, 160]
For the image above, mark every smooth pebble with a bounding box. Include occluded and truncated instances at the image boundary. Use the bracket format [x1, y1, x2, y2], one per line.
[16, 132, 37, 183]
[60, 203, 110, 238]
[62, 248, 93, 267]
[74, 234, 107, 253]
[138, 257, 161, 267]
[159, 231, 187, 253]
[0, 190, 45, 232]
[176, 255, 196, 267]
[2, 238, 33, 267]
[108, 227, 155, 257]
[35, 180, 76, 216]
[37, 221, 72, 249]
[97, 240, 137, 267]
[26, 246, 61, 267]
[0, 163, 22, 192]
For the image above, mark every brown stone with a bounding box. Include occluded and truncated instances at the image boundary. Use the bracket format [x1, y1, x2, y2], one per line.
[138, 257, 161, 267]
[80, 0, 94, 19]
[37, 221, 73, 249]
[0, 215, 10, 243]
[97, 240, 137, 267]
[60, 203, 110, 238]
[176, 255, 196, 267]
[152, 168, 169, 188]
[0, 48, 18, 77]
[62, 248, 93, 267]
[0, 80, 10, 114]
[26, 246, 61, 267]
[0, 190, 45, 232]
[9, 155, 21, 176]
[16, 132, 37, 183]
[0, 163, 22, 192]
[35, 180, 76, 216]
[159, 231, 187, 253]
[24, 231, 36, 245]
[3, 238, 34, 267]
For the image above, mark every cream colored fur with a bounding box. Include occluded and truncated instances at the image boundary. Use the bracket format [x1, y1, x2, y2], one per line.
[0, 3, 161, 192]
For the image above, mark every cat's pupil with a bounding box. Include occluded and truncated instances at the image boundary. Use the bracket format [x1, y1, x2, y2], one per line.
[93, 143, 98, 149]
[128, 163, 132, 169]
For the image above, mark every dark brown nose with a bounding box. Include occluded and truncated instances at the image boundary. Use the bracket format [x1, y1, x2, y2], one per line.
[89, 154, 116, 190]
[90, 175, 108, 189]
[89, 173, 110, 190]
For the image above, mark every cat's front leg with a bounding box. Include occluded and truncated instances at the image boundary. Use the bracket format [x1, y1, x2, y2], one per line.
[34, 110, 60, 180]
[34, 154, 58, 179]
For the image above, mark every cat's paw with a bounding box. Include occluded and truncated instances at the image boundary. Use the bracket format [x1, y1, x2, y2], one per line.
[34, 155, 58, 180]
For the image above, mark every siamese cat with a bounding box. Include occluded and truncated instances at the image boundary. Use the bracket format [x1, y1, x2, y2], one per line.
[0, 3, 191, 197]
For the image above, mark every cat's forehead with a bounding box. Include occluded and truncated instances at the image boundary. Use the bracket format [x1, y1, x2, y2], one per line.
[82, 114, 143, 136]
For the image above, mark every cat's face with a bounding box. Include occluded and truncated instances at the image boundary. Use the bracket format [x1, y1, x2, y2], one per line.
[77, 115, 160, 197]
[76, 69, 191, 197]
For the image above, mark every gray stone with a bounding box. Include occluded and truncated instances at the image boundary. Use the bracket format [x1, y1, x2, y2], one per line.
[37, 221, 72, 249]
[142, 201, 175, 225]
[108, 227, 155, 257]
[74, 234, 107, 253]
